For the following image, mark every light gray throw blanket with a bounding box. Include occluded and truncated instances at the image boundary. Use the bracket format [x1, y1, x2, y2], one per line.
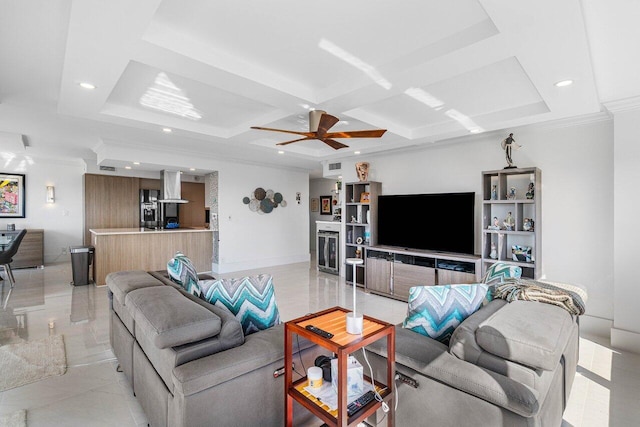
[494, 278, 587, 316]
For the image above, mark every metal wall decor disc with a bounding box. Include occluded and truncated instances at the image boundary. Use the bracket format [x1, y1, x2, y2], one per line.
[249, 199, 260, 211]
[261, 198, 274, 213]
[242, 197, 250, 204]
[254, 187, 266, 200]
[274, 192, 283, 203]
[280, 200, 287, 207]
[266, 189, 275, 199]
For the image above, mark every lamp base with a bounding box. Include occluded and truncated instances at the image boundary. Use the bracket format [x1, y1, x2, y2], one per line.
[346, 312, 363, 335]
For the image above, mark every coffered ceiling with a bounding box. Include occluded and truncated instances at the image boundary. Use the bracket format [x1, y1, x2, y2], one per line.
[0, 0, 638, 174]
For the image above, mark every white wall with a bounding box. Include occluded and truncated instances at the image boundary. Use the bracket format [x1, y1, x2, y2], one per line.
[216, 163, 309, 273]
[612, 107, 640, 353]
[335, 118, 614, 333]
[309, 178, 339, 252]
[0, 154, 85, 263]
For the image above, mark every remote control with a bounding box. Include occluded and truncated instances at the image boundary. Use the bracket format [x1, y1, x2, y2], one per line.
[347, 390, 377, 416]
[305, 325, 334, 339]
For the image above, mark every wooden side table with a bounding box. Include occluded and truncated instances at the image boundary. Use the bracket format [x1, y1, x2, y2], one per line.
[285, 306, 395, 426]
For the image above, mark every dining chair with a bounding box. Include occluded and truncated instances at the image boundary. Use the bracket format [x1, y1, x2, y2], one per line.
[0, 229, 27, 288]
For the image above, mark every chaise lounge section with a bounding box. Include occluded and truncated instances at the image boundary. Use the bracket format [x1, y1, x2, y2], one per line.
[107, 270, 321, 427]
[356, 298, 579, 426]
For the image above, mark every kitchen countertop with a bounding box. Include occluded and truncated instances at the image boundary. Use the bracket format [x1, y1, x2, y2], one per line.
[90, 227, 212, 235]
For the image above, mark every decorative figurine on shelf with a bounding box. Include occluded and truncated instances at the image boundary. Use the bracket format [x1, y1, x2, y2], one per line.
[355, 249, 362, 259]
[489, 242, 497, 259]
[523, 218, 534, 232]
[350, 215, 357, 223]
[503, 212, 515, 231]
[355, 162, 370, 182]
[507, 186, 517, 200]
[488, 216, 501, 230]
[501, 133, 521, 169]
[491, 184, 498, 200]
[526, 182, 535, 200]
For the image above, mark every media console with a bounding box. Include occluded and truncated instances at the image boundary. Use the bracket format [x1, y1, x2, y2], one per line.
[364, 246, 481, 302]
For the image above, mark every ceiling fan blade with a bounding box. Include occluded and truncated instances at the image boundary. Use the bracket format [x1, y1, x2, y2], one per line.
[321, 138, 349, 150]
[316, 114, 340, 138]
[276, 137, 315, 146]
[251, 126, 315, 137]
[324, 129, 387, 139]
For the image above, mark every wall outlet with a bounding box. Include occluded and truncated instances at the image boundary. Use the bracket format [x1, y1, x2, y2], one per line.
[62, 247, 68, 255]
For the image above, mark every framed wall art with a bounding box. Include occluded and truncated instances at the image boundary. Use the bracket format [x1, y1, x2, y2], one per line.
[320, 195, 332, 215]
[0, 173, 25, 218]
[310, 198, 319, 212]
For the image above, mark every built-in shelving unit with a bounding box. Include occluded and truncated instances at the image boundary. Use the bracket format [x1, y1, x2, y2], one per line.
[343, 181, 381, 287]
[481, 167, 541, 279]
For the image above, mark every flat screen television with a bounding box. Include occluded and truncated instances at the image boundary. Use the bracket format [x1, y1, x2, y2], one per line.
[377, 192, 475, 255]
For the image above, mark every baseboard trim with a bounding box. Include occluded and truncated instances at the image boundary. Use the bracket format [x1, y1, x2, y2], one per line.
[611, 328, 640, 354]
[580, 315, 613, 339]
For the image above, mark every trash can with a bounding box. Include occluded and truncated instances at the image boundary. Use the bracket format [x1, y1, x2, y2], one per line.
[70, 245, 94, 286]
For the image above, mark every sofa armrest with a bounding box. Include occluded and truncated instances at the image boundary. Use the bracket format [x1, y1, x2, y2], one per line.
[366, 327, 540, 418]
[172, 324, 314, 397]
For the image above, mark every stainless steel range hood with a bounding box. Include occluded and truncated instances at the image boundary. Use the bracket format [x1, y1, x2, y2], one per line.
[158, 170, 189, 203]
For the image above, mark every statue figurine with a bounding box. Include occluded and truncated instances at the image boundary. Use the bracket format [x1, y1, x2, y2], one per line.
[526, 182, 535, 200]
[491, 184, 497, 200]
[503, 212, 515, 231]
[355, 162, 369, 182]
[501, 133, 521, 169]
[489, 242, 497, 259]
[488, 216, 501, 230]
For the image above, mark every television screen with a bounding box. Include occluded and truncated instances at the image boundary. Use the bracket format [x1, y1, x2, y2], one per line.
[377, 192, 475, 255]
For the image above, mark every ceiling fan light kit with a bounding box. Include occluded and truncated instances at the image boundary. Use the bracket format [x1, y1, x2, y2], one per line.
[251, 110, 386, 150]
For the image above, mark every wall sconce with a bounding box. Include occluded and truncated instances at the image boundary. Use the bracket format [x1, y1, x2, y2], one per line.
[46, 185, 55, 203]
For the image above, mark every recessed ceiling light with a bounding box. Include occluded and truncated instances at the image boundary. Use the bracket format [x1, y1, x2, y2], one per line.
[124, 166, 131, 170]
[79, 82, 96, 90]
[162, 127, 172, 133]
[133, 162, 140, 165]
[354, 151, 361, 155]
[555, 79, 573, 87]
[469, 128, 482, 134]
[338, 175, 342, 179]
[189, 168, 196, 171]
[278, 150, 285, 154]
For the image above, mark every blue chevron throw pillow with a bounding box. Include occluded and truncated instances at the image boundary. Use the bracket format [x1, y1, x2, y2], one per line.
[203, 274, 281, 335]
[482, 262, 522, 301]
[483, 262, 522, 285]
[403, 284, 488, 344]
[167, 252, 202, 297]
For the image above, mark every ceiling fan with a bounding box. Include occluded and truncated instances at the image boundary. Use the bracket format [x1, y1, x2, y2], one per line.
[251, 110, 387, 150]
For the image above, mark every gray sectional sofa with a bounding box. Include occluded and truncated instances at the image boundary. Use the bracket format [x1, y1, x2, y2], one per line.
[107, 270, 321, 427]
[356, 298, 579, 426]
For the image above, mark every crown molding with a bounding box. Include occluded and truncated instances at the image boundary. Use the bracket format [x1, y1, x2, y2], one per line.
[603, 96, 640, 113]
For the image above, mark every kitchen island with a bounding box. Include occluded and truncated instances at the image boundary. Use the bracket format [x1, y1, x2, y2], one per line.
[90, 227, 213, 286]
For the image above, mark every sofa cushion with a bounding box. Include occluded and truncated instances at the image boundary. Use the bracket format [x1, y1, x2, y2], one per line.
[403, 284, 488, 343]
[476, 300, 574, 371]
[106, 270, 163, 306]
[126, 286, 221, 349]
[203, 274, 280, 335]
[167, 252, 202, 297]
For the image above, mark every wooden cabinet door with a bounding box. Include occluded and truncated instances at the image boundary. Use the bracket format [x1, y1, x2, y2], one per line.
[12, 229, 44, 268]
[393, 263, 435, 301]
[84, 174, 139, 244]
[365, 257, 391, 295]
[179, 182, 205, 227]
[437, 269, 477, 285]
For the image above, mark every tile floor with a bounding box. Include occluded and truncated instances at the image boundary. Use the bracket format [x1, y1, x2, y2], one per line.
[0, 262, 639, 426]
